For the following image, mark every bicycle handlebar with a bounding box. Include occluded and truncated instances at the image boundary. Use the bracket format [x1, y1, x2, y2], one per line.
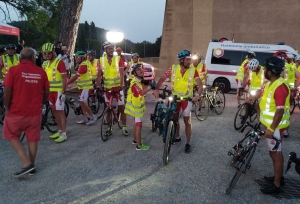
[240, 122, 281, 151]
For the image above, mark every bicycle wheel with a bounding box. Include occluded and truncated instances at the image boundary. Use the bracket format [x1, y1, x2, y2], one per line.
[116, 110, 122, 129]
[151, 102, 159, 131]
[163, 120, 175, 166]
[226, 147, 254, 195]
[290, 97, 296, 114]
[230, 130, 251, 166]
[64, 101, 69, 118]
[88, 94, 100, 114]
[100, 107, 113, 142]
[195, 97, 209, 121]
[97, 93, 106, 119]
[233, 103, 249, 131]
[214, 90, 226, 115]
[249, 104, 258, 123]
[45, 106, 58, 133]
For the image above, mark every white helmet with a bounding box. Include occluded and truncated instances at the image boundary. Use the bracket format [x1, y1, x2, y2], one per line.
[247, 59, 260, 71]
[295, 55, 300, 62]
[103, 41, 115, 48]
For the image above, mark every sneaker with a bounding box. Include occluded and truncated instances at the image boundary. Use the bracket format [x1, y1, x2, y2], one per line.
[55, 134, 67, 143]
[175, 137, 181, 142]
[13, 164, 35, 178]
[86, 115, 97, 125]
[28, 169, 36, 176]
[77, 118, 88, 124]
[264, 176, 285, 186]
[185, 143, 191, 153]
[136, 144, 150, 150]
[132, 140, 137, 144]
[49, 132, 60, 139]
[122, 128, 129, 136]
[260, 183, 281, 194]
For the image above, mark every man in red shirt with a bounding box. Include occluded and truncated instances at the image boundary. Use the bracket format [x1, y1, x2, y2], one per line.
[2, 48, 49, 177]
[154, 50, 203, 153]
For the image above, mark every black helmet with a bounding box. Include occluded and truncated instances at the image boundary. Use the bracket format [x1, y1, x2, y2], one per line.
[264, 57, 285, 75]
[87, 50, 96, 56]
[130, 63, 142, 74]
[6, 44, 16, 50]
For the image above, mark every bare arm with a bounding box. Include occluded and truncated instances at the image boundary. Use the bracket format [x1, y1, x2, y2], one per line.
[242, 72, 249, 88]
[155, 75, 167, 90]
[67, 74, 79, 85]
[195, 77, 203, 95]
[61, 74, 67, 93]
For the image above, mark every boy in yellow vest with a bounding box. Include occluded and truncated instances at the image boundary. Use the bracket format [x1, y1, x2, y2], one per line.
[125, 63, 155, 150]
[67, 51, 97, 125]
[248, 57, 290, 194]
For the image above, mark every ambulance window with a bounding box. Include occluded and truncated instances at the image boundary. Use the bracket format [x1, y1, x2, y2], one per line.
[211, 50, 242, 65]
[241, 52, 274, 65]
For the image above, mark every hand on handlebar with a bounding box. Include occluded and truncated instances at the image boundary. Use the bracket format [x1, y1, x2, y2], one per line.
[246, 96, 256, 105]
[154, 89, 159, 98]
[192, 95, 200, 102]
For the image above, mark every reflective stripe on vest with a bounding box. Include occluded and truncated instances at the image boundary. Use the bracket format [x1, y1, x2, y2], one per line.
[1, 54, 19, 77]
[44, 59, 63, 92]
[124, 77, 146, 117]
[284, 63, 296, 87]
[259, 77, 290, 129]
[235, 59, 248, 81]
[101, 55, 120, 88]
[77, 61, 93, 90]
[171, 64, 195, 98]
[249, 67, 264, 91]
[88, 59, 98, 80]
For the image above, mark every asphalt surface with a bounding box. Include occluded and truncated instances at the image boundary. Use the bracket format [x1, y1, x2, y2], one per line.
[1, 88, 300, 204]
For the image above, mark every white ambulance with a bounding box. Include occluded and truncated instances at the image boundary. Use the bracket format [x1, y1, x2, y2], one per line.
[205, 41, 297, 92]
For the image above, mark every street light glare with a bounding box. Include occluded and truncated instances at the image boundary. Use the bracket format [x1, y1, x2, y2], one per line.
[106, 31, 124, 43]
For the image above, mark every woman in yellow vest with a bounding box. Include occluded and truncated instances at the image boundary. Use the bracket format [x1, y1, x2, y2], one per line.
[235, 51, 256, 107]
[67, 51, 97, 125]
[125, 63, 155, 150]
[0, 44, 20, 82]
[247, 57, 290, 194]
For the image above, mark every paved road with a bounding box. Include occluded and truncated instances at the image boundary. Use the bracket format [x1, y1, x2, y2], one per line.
[1, 90, 300, 204]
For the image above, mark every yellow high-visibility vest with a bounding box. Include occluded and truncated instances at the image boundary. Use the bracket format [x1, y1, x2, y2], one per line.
[236, 59, 249, 81]
[1, 54, 20, 79]
[77, 61, 93, 90]
[100, 55, 121, 89]
[87, 59, 99, 80]
[44, 58, 63, 92]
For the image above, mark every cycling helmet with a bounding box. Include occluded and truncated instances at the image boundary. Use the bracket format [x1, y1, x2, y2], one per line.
[295, 55, 300, 62]
[130, 63, 142, 74]
[87, 50, 96, 56]
[264, 57, 285, 75]
[177, 50, 191, 61]
[42, 43, 55, 52]
[75, 51, 86, 57]
[192, 53, 203, 60]
[103, 41, 115, 48]
[246, 50, 256, 58]
[247, 59, 260, 71]
[132, 53, 139, 58]
[273, 51, 287, 60]
[116, 47, 122, 52]
[6, 44, 16, 50]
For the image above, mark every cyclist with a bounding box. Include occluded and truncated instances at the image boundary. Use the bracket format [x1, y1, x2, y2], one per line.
[67, 51, 97, 125]
[0, 44, 20, 83]
[248, 56, 290, 194]
[154, 50, 203, 153]
[235, 51, 256, 107]
[242, 59, 265, 95]
[86, 50, 99, 82]
[99, 41, 128, 136]
[125, 63, 155, 150]
[192, 53, 207, 84]
[42, 43, 67, 143]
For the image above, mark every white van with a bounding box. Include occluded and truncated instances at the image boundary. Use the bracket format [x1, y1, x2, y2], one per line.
[205, 41, 297, 92]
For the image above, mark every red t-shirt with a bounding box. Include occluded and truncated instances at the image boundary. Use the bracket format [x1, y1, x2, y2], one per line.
[77, 64, 87, 75]
[164, 66, 199, 78]
[3, 61, 50, 116]
[132, 83, 143, 97]
[57, 60, 67, 74]
[274, 84, 289, 107]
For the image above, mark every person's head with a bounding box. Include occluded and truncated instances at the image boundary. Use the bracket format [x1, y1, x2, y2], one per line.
[87, 50, 96, 61]
[247, 59, 260, 72]
[103, 41, 115, 57]
[264, 57, 285, 81]
[42, 43, 55, 60]
[75, 51, 86, 64]
[61, 46, 68, 54]
[177, 49, 192, 69]
[131, 53, 139, 63]
[116, 47, 122, 56]
[19, 39, 25, 45]
[273, 51, 287, 61]
[6, 44, 16, 56]
[246, 51, 256, 60]
[20, 48, 37, 63]
[56, 41, 62, 48]
[130, 63, 143, 79]
[192, 53, 202, 66]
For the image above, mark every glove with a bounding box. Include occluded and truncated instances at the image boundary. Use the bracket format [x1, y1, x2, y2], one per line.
[150, 80, 156, 90]
[60, 94, 66, 101]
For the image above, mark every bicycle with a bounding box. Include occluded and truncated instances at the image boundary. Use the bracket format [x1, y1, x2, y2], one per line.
[226, 122, 280, 195]
[285, 152, 300, 175]
[194, 84, 226, 121]
[20, 101, 58, 142]
[100, 90, 122, 142]
[233, 90, 258, 131]
[289, 88, 297, 114]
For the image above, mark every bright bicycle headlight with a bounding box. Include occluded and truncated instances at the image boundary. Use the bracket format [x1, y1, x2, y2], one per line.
[250, 90, 256, 96]
[168, 96, 173, 101]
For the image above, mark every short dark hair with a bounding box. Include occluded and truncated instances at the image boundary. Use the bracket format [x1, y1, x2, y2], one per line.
[20, 48, 36, 60]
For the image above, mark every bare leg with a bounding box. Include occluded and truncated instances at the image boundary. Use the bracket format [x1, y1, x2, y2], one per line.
[176, 123, 180, 138]
[270, 151, 284, 187]
[80, 101, 93, 116]
[53, 109, 62, 131]
[28, 142, 38, 165]
[135, 125, 142, 146]
[183, 116, 192, 143]
[119, 105, 126, 126]
[9, 140, 31, 167]
[57, 110, 66, 132]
